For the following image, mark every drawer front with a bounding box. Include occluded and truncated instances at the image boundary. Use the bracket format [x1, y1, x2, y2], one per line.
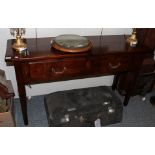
[24, 58, 89, 83]
[91, 54, 133, 75]
[22, 54, 135, 83]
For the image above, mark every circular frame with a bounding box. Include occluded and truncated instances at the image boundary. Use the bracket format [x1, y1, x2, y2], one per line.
[52, 40, 92, 53]
[51, 34, 93, 53]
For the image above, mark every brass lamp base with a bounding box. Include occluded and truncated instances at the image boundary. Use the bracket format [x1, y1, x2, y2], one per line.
[127, 36, 138, 47]
[127, 29, 138, 47]
[12, 37, 27, 53]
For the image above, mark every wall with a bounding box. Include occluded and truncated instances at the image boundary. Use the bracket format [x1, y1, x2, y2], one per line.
[0, 28, 132, 98]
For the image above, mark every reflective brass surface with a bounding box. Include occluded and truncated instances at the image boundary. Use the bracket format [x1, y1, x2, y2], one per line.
[10, 28, 27, 53]
[127, 28, 138, 47]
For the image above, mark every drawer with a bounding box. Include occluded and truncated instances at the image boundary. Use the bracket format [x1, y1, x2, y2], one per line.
[25, 58, 89, 82]
[91, 54, 133, 75]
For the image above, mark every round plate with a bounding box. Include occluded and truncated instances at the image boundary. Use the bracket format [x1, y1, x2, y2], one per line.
[52, 34, 92, 53]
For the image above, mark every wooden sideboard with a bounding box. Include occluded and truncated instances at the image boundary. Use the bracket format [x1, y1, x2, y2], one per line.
[5, 35, 153, 125]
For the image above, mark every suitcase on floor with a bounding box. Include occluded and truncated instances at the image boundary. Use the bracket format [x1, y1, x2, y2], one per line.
[44, 86, 123, 127]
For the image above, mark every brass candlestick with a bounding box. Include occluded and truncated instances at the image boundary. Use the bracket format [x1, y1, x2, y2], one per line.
[127, 28, 138, 47]
[10, 28, 27, 53]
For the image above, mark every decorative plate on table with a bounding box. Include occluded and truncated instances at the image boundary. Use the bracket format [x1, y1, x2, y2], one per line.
[51, 34, 92, 53]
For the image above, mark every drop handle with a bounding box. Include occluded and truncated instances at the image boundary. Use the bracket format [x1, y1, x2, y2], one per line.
[108, 62, 121, 69]
[52, 67, 67, 74]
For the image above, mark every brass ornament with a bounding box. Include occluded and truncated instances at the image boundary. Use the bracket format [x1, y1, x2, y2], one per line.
[10, 28, 27, 53]
[127, 28, 138, 47]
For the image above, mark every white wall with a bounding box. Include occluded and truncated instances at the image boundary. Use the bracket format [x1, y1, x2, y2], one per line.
[0, 28, 132, 98]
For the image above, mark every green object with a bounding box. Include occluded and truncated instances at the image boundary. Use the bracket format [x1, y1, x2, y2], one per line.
[0, 97, 7, 112]
[0, 97, 4, 104]
[53, 34, 90, 49]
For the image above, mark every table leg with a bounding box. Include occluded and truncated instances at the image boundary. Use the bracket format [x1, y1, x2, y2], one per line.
[123, 71, 139, 106]
[14, 64, 28, 125]
[18, 84, 28, 125]
[112, 74, 120, 90]
[123, 95, 130, 106]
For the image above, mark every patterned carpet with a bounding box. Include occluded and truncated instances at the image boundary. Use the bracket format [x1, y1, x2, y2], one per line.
[14, 91, 155, 127]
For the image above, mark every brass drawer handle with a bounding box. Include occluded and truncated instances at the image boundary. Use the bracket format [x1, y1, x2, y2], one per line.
[109, 62, 121, 69]
[52, 67, 67, 74]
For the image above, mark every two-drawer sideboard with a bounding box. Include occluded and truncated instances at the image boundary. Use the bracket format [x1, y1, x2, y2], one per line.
[5, 35, 153, 125]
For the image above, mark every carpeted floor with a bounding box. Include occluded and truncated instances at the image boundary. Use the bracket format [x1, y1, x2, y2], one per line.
[14, 91, 155, 127]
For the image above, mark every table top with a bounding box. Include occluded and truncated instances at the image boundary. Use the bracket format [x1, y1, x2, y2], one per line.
[5, 35, 152, 62]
